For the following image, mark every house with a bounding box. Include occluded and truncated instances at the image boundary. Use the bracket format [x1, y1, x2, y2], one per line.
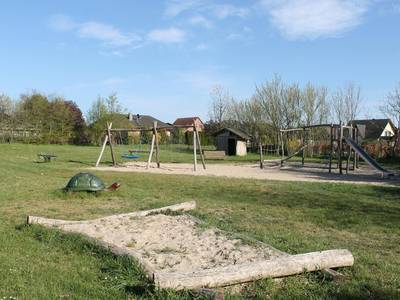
[128, 113, 170, 129]
[349, 119, 397, 142]
[214, 128, 251, 156]
[173, 117, 204, 132]
[125, 113, 171, 140]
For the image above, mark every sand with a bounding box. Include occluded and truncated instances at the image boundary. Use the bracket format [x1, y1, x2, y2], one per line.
[92, 161, 399, 187]
[35, 211, 283, 274]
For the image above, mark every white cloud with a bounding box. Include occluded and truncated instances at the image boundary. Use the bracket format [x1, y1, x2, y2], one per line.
[147, 27, 186, 43]
[212, 4, 250, 19]
[226, 26, 253, 41]
[102, 77, 128, 86]
[77, 22, 140, 46]
[164, 0, 205, 17]
[48, 14, 141, 48]
[259, 0, 369, 39]
[164, 0, 250, 19]
[48, 14, 77, 31]
[195, 43, 209, 50]
[189, 15, 214, 29]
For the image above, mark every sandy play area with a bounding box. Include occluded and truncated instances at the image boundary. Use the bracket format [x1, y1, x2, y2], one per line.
[92, 161, 399, 187]
[28, 202, 354, 290]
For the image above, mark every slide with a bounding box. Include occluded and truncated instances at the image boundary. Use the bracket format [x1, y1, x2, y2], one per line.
[345, 137, 394, 176]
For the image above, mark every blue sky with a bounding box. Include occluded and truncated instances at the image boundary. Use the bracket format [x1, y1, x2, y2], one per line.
[0, 0, 399, 122]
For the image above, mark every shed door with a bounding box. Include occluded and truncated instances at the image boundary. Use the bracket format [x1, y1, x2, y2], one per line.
[228, 138, 236, 156]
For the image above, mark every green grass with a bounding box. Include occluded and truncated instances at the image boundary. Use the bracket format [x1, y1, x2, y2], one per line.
[0, 143, 399, 299]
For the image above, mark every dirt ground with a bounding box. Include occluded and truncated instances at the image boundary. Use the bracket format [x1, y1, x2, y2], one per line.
[38, 212, 283, 274]
[92, 161, 399, 187]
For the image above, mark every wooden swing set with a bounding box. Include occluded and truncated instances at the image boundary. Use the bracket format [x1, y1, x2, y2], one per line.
[278, 123, 359, 174]
[95, 121, 206, 171]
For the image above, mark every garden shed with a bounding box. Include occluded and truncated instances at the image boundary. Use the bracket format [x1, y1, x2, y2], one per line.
[214, 128, 250, 156]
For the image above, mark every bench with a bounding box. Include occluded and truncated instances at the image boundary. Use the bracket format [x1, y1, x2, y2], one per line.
[38, 153, 57, 162]
[203, 150, 226, 160]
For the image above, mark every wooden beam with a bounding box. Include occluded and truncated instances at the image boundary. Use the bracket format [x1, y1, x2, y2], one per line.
[194, 126, 206, 170]
[153, 121, 160, 168]
[329, 124, 333, 173]
[27, 201, 197, 226]
[193, 128, 197, 171]
[147, 133, 155, 169]
[106, 122, 116, 167]
[154, 249, 354, 290]
[338, 125, 343, 174]
[259, 143, 264, 169]
[95, 122, 112, 167]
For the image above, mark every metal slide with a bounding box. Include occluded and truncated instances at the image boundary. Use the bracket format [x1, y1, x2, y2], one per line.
[345, 137, 394, 176]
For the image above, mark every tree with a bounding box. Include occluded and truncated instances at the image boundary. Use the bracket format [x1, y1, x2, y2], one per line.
[380, 83, 400, 156]
[64, 100, 88, 144]
[0, 93, 13, 116]
[87, 96, 108, 124]
[106, 92, 124, 114]
[208, 85, 232, 130]
[301, 83, 329, 126]
[380, 83, 400, 129]
[18, 92, 49, 130]
[44, 98, 75, 144]
[331, 82, 361, 124]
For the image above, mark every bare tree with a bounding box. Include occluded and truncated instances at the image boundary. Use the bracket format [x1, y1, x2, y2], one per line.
[331, 82, 361, 124]
[302, 83, 329, 126]
[106, 92, 123, 114]
[380, 83, 400, 156]
[208, 85, 232, 129]
[380, 83, 400, 128]
[0, 93, 13, 116]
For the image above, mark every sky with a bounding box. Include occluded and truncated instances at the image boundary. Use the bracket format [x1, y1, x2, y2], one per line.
[0, 0, 399, 122]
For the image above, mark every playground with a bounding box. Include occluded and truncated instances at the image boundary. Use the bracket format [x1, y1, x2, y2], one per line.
[93, 161, 399, 187]
[0, 142, 399, 298]
[92, 122, 398, 187]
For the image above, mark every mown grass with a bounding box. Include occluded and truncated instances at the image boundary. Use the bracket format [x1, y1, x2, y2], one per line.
[0, 143, 399, 299]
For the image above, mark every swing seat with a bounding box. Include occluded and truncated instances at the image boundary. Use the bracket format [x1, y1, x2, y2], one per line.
[121, 154, 141, 160]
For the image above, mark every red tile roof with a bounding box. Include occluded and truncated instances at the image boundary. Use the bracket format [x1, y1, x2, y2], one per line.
[173, 117, 203, 126]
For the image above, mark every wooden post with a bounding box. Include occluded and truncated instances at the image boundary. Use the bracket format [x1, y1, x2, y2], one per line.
[329, 124, 333, 173]
[106, 122, 117, 167]
[95, 123, 112, 167]
[338, 124, 343, 175]
[301, 128, 305, 166]
[147, 133, 155, 169]
[352, 127, 356, 170]
[259, 143, 264, 169]
[193, 127, 197, 171]
[280, 130, 284, 166]
[355, 127, 359, 169]
[153, 122, 160, 168]
[155, 249, 354, 290]
[194, 126, 206, 170]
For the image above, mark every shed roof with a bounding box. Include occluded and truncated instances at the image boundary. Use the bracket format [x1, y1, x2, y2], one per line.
[349, 119, 396, 140]
[214, 127, 251, 140]
[173, 117, 203, 126]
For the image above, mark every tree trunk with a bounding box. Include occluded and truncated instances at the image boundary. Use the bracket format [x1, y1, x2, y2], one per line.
[155, 249, 354, 290]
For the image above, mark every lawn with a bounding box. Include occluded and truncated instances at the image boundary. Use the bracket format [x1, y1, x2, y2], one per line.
[0, 143, 399, 299]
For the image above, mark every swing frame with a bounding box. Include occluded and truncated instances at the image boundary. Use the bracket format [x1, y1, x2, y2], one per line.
[95, 121, 206, 171]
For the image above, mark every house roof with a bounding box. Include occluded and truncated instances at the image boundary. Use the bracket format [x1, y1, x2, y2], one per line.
[349, 119, 396, 140]
[214, 127, 251, 140]
[127, 113, 170, 128]
[173, 117, 203, 126]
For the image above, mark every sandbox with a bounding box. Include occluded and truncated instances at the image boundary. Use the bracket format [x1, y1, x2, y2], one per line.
[27, 201, 354, 290]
